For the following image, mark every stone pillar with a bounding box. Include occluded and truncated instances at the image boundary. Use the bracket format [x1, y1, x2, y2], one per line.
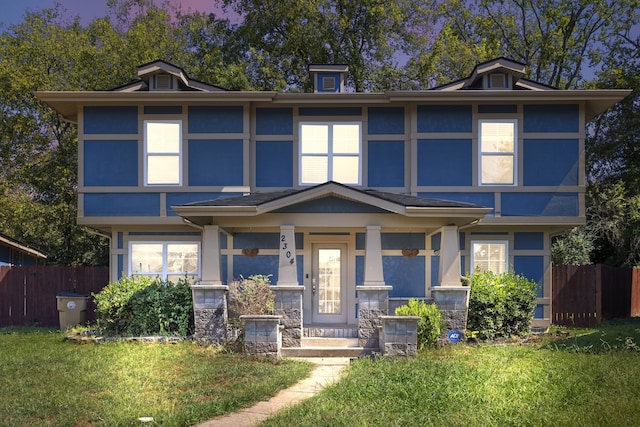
[438, 225, 461, 287]
[277, 225, 298, 286]
[273, 286, 303, 347]
[241, 315, 283, 358]
[356, 286, 392, 350]
[191, 284, 228, 344]
[379, 315, 420, 357]
[191, 225, 227, 344]
[431, 286, 470, 337]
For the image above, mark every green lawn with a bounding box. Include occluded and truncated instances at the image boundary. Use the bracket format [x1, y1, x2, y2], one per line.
[262, 319, 640, 427]
[0, 328, 312, 426]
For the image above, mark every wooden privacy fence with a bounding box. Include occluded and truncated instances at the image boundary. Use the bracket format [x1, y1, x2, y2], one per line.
[552, 264, 640, 327]
[0, 266, 109, 327]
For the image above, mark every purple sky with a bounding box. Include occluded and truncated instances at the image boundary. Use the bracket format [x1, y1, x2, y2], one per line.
[0, 0, 220, 28]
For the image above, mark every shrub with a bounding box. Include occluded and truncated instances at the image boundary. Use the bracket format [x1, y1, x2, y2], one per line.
[93, 276, 194, 336]
[395, 299, 443, 349]
[467, 270, 538, 340]
[227, 274, 275, 319]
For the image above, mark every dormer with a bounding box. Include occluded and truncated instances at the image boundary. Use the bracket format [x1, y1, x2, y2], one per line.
[112, 60, 227, 92]
[433, 57, 555, 91]
[308, 64, 349, 93]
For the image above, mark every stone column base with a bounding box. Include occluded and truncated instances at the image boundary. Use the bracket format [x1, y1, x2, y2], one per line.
[379, 315, 420, 357]
[356, 286, 392, 350]
[431, 286, 470, 340]
[273, 286, 303, 348]
[191, 285, 229, 344]
[241, 315, 283, 358]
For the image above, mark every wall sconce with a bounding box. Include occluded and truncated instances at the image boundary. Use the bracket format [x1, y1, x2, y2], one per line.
[401, 248, 420, 258]
[241, 248, 259, 257]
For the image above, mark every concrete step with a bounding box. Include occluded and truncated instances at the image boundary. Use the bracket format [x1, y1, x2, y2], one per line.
[303, 326, 358, 338]
[301, 337, 359, 348]
[282, 346, 371, 358]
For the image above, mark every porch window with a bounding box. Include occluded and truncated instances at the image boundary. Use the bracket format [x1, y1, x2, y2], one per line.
[299, 122, 361, 185]
[144, 120, 182, 185]
[129, 242, 199, 282]
[471, 241, 508, 274]
[479, 120, 516, 185]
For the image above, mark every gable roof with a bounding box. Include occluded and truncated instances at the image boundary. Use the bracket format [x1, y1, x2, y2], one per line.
[172, 181, 492, 224]
[0, 232, 47, 261]
[112, 60, 227, 92]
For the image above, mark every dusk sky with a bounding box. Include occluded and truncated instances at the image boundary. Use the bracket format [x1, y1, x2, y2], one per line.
[1, 0, 220, 28]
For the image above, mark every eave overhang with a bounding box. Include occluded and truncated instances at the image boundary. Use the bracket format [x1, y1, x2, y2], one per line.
[0, 234, 47, 260]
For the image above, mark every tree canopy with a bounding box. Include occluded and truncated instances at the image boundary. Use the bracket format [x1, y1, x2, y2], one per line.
[0, 0, 638, 265]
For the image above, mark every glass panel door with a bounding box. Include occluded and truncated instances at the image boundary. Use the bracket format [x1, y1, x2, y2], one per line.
[312, 243, 347, 323]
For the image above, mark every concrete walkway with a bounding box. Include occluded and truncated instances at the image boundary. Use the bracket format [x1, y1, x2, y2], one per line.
[194, 357, 351, 427]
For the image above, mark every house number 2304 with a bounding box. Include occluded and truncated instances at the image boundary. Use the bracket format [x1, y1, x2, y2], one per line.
[281, 234, 295, 264]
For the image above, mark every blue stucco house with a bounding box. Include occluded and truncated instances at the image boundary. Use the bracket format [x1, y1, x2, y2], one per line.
[36, 58, 628, 345]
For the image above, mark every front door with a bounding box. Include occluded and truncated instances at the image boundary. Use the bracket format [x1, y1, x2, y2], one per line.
[311, 243, 348, 323]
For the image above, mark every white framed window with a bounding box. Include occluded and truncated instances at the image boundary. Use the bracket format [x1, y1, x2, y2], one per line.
[471, 241, 508, 274]
[144, 120, 182, 185]
[479, 120, 516, 185]
[299, 122, 361, 185]
[129, 242, 199, 282]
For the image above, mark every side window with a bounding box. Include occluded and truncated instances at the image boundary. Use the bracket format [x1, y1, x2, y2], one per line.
[130, 242, 199, 282]
[479, 120, 516, 185]
[299, 122, 361, 185]
[471, 241, 508, 274]
[144, 120, 182, 185]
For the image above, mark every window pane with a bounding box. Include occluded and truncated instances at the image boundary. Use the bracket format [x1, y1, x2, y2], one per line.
[301, 124, 328, 153]
[472, 242, 506, 274]
[318, 249, 341, 314]
[332, 156, 360, 184]
[481, 122, 514, 153]
[131, 244, 163, 273]
[147, 155, 180, 184]
[147, 122, 180, 153]
[301, 156, 328, 183]
[167, 244, 199, 273]
[481, 155, 514, 184]
[333, 124, 360, 154]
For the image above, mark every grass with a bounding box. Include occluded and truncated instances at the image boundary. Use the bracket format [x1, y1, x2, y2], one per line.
[262, 318, 640, 427]
[0, 327, 312, 426]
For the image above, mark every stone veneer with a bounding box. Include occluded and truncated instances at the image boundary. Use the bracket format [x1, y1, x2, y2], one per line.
[272, 286, 303, 348]
[241, 315, 283, 358]
[356, 286, 392, 350]
[379, 315, 420, 357]
[191, 285, 228, 344]
[431, 286, 470, 338]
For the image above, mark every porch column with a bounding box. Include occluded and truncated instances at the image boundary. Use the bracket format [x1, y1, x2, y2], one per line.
[433, 225, 469, 337]
[357, 225, 391, 350]
[191, 225, 228, 344]
[274, 225, 303, 347]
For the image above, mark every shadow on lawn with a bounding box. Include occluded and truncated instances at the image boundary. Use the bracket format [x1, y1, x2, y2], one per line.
[544, 317, 640, 353]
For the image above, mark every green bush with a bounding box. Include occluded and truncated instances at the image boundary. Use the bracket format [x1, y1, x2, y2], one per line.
[467, 270, 538, 340]
[93, 276, 194, 336]
[227, 274, 275, 319]
[395, 299, 443, 349]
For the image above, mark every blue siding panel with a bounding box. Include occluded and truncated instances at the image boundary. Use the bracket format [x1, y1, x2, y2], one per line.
[188, 106, 243, 133]
[417, 105, 472, 133]
[84, 106, 137, 134]
[459, 232, 466, 251]
[417, 139, 473, 186]
[420, 192, 494, 213]
[356, 233, 365, 250]
[256, 141, 293, 187]
[368, 141, 405, 187]
[84, 193, 160, 216]
[144, 106, 182, 114]
[534, 304, 544, 319]
[514, 232, 544, 250]
[299, 107, 362, 116]
[368, 107, 405, 135]
[523, 104, 579, 133]
[274, 196, 388, 214]
[233, 255, 279, 282]
[381, 233, 426, 250]
[356, 255, 364, 285]
[316, 73, 341, 92]
[117, 255, 123, 280]
[383, 256, 426, 298]
[502, 193, 578, 216]
[256, 108, 293, 135]
[478, 104, 517, 114]
[234, 232, 303, 250]
[514, 256, 545, 297]
[188, 139, 243, 186]
[431, 233, 441, 251]
[523, 139, 579, 186]
[84, 140, 138, 186]
[431, 256, 440, 287]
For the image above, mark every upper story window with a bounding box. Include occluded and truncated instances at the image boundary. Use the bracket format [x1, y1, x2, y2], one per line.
[471, 241, 508, 274]
[129, 241, 199, 282]
[299, 122, 361, 185]
[479, 120, 516, 185]
[144, 120, 181, 185]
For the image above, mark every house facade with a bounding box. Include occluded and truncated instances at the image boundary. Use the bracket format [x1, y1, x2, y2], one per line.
[36, 58, 628, 341]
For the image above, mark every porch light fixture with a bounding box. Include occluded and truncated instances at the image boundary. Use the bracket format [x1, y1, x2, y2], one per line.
[401, 248, 420, 258]
[241, 248, 259, 257]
